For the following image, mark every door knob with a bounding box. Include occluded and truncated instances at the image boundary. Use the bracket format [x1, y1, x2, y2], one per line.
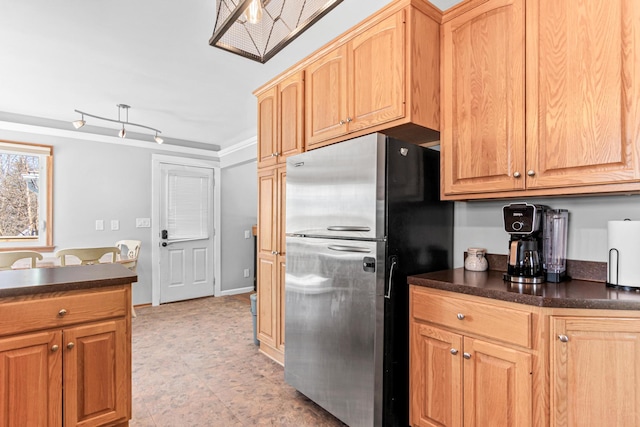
[456, 313, 465, 320]
[51, 345, 59, 352]
[58, 309, 67, 317]
[558, 334, 569, 343]
[463, 352, 471, 359]
[450, 348, 459, 355]
[162, 242, 168, 247]
[67, 342, 75, 350]
[513, 171, 522, 178]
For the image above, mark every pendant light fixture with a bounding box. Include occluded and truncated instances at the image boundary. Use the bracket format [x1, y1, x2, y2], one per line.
[210, 0, 344, 63]
[71, 104, 162, 143]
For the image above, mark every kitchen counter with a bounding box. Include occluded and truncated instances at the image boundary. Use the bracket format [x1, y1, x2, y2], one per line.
[0, 263, 137, 298]
[408, 268, 640, 311]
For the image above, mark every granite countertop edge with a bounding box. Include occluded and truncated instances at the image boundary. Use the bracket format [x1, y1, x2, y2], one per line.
[0, 264, 137, 298]
[408, 268, 640, 311]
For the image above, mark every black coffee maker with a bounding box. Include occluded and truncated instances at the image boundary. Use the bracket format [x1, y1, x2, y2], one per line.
[503, 203, 547, 284]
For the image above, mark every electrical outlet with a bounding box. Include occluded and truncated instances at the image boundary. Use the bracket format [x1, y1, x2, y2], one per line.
[243, 269, 250, 278]
[95, 219, 104, 231]
[136, 218, 151, 228]
[111, 219, 120, 231]
[244, 229, 251, 239]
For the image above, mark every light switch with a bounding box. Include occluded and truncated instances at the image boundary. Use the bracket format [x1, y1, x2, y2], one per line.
[244, 268, 250, 278]
[95, 220, 104, 231]
[136, 218, 151, 228]
[111, 219, 120, 231]
[244, 230, 251, 239]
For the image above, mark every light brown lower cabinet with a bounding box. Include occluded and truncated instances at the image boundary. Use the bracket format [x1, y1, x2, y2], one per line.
[410, 285, 640, 427]
[410, 286, 534, 427]
[0, 285, 131, 427]
[551, 316, 640, 427]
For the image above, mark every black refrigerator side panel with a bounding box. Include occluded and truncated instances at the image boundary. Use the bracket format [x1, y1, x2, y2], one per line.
[383, 138, 454, 427]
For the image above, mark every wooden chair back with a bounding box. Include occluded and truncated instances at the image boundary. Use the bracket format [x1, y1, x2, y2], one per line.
[0, 251, 43, 270]
[115, 240, 141, 273]
[55, 247, 120, 266]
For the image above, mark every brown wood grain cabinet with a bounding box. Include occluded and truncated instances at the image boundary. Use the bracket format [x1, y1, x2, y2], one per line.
[441, 0, 640, 199]
[256, 71, 304, 168]
[550, 315, 640, 427]
[0, 284, 131, 427]
[304, 1, 442, 150]
[256, 166, 286, 364]
[409, 286, 536, 427]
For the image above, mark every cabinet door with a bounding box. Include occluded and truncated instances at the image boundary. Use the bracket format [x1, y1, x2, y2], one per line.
[63, 319, 129, 427]
[526, 0, 640, 189]
[463, 337, 531, 427]
[257, 86, 278, 168]
[257, 254, 277, 348]
[0, 331, 62, 427]
[278, 71, 305, 162]
[305, 44, 349, 147]
[441, 0, 526, 196]
[551, 317, 640, 427]
[257, 168, 277, 257]
[277, 167, 286, 256]
[276, 256, 286, 351]
[348, 10, 405, 133]
[410, 323, 463, 427]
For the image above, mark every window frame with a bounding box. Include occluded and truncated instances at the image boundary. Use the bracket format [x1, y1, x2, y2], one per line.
[0, 139, 53, 252]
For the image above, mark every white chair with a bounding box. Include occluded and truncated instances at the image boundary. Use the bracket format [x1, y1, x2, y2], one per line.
[115, 240, 141, 317]
[55, 247, 120, 266]
[0, 251, 43, 270]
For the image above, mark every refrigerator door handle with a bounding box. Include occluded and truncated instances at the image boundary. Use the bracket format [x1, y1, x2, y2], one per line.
[327, 226, 371, 232]
[327, 244, 372, 253]
[385, 257, 398, 299]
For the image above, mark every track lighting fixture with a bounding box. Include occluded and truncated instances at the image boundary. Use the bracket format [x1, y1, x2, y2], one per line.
[71, 104, 162, 143]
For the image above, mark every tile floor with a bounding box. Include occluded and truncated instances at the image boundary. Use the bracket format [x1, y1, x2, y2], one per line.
[130, 294, 346, 426]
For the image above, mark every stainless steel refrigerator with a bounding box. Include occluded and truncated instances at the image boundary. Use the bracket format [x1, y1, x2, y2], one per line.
[284, 133, 454, 426]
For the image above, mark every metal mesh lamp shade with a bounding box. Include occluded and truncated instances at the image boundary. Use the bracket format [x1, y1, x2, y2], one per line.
[209, 0, 344, 63]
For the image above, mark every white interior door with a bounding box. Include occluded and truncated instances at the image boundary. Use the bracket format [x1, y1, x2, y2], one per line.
[159, 162, 214, 303]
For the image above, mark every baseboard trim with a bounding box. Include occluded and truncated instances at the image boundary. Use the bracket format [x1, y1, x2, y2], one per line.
[219, 286, 254, 296]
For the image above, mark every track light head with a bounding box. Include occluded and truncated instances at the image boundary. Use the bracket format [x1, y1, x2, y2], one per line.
[118, 126, 126, 138]
[154, 133, 163, 144]
[72, 119, 86, 129]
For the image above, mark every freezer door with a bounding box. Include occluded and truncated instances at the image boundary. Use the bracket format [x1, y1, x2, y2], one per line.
[286, 133, 386, 240]
[284, 237, 385, 427]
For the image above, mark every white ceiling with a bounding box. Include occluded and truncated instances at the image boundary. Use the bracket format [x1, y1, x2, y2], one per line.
[0, 0, 459, 152]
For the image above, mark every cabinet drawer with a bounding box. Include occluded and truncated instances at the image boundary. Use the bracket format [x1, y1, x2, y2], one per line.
[0, 287, 127, 337]
[411, 288, 532, 348]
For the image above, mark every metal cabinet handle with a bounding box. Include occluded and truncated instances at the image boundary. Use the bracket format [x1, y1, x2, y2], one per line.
[346, 117, 352, 123]
[271, 251, 280, 255]
[457, 313, 465, 320]
[274, 152, 280, 157]
[513, 171, 522, 178]
[327, 245, 371, 253]
[51, 345, 59, 352]
[463, 352, 471, 359]
[58, 309, 67, 317]
[527, 170, 535, 177]
[339, 120, 346, 125]
[67, 342, 75, 350]
[450, 348, 459, 355]
[558, 334, 569, 343]
[385, 258, 397, 300]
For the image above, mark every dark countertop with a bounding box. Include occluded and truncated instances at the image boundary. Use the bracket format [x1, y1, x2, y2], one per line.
[0, 264, 138, 298]
[408, 268, 640, 311]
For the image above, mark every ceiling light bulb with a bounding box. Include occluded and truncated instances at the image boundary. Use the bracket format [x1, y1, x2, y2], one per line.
[244, 0, 263, 24]
[118, 126, 126, 138]
[154, 133, 164, 144]
[72, 119, 86, 129]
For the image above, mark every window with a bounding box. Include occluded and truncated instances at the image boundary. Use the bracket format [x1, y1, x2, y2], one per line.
[0, 140, 53, 250]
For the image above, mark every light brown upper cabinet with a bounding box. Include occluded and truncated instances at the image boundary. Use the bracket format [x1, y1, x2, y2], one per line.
[441, 0, 640, 199]
[257, 71, 304, 168]
[305, 2, 441, 150]
[306, 11, 405, 147]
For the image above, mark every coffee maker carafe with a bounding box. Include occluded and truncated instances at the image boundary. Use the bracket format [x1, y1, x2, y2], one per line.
[503, 203, 546, 284]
